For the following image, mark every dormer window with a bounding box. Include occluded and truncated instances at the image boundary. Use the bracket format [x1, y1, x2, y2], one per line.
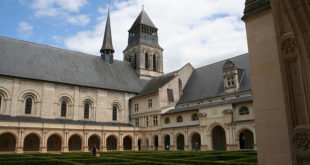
[227, 77, 235, 87]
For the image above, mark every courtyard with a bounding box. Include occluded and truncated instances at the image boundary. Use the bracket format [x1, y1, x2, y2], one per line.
[0, 151, 257, 165]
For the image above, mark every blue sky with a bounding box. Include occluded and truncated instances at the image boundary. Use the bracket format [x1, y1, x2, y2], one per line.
[0, 0, 248, 72]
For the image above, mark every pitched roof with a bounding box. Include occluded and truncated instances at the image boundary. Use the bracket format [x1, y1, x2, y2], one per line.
[133, 71, 177, 98]
[0, 36, 145, 93]
[130, 9, 157, 30]
[178, 54, 251, 104]
[100, 11, 114, 52]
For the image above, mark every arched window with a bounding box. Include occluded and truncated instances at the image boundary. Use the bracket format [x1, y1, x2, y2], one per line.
[192, 113, 199, 121]
[61, 101, 67, 117]
[145, 53, 149, 69]
[112, 105, 117, 121]
[164, 117, 170, 124]
[153, 55, 156, 71]
[176, 116, 183, 123]
[239, 106, 250, 115]
[25, 97, 32, 114]
[84, 102, 90, 119]
[0, 95, 2, 110]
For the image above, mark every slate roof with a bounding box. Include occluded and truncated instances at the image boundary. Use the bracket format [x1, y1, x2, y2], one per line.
[242, 0, 271, 20]
[133, 71, 177, 98]
[178, 54, 251, 104]
[130, 9, 157, 30]
[0, 115, 133, 127]
[100, 11, 114, 52]
[0, 36, 145, 93]
[165, 96, 252, 114]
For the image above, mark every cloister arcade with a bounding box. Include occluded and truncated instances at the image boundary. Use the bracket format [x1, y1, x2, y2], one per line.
[0, 126, 255, 153]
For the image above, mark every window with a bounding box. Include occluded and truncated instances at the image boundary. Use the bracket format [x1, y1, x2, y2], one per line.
[167, 89, 174, 102]
[25, 97, 32, 114]
[176, 116, 183, 123]
[192, 114, 199, 121]
[153, 55, 156, 71]
[227, 77, 235, 87]
[239, 107, 250, 115]
[0, 95, 2, 110]
[84, 102, 90, 119]
[146, 117, 149, 127]
[148, 99, 152, 108]
[61, 101, 67, 117]
[135, 118, 139, 126]
[164, 117, 170, 124]
[145, 53, 149, 69]
[153, 115, 158, 126]
[112, 105, 117, 121]
[134, 104, 139, 112]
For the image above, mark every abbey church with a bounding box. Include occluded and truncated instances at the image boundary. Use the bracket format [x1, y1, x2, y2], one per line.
[0, 8, 255, 153]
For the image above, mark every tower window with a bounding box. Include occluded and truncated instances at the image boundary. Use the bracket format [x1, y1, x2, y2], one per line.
[164, 117, 170, 124]
[112, 105, 117, 121]
[153, 55, 156, 71]
[84, 102, 90, 119]
[25, 97, 32, 114]
[145, 53, 149, 69]
[61, 101, 67, 117]
[134, 104, 139, 112]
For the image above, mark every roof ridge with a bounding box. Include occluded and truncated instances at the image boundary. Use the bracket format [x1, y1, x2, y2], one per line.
[195, 53, 248, 70]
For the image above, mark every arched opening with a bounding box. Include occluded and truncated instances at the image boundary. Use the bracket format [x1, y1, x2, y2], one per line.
[123, 136, 132, 150]
[138, 139, 141, 151]
[178, 79, 182, 97]
[191, 133, 201, 150]
[112, 105, 117, 121]
[212, 126, 226, 150]
[88, 135, 100, 151]
[106, 135, 117, 150]
[68, 135, 82, 151]
[177, 116, 183, 123]
[239, 129, 254, 149]
[61, 101, 67, 117]
[153, 55, 156, 71]
[47, 134, 62, 151]
[23, 133, 40, 151]
[25, 97, 33, 114]
[177, 134, 185, 150]
[239, 106, 250, 115]
[191, 113, 199, 121]
[145, 53, 149, 69]
[84, 102, 90, 119]
[164, 135, 170, 150]
[0, 133, 16, 152]
[153, 135, 158, 150]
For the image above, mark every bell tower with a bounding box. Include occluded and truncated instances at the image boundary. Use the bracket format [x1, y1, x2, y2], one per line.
[123, 9, 163, 79]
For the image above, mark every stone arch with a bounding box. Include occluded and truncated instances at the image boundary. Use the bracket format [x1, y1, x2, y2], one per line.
[88, 134, 100, 150]
[123, 135, 133, 150]
[211, 125, 226, 150]
[163, 134, 170, 150]
[0, 87, 11, 99]
[19, 90, 40, 115]
[176, 133, 185, 150]
[111, 102, 121, 121]
[57, 95, 73, 118]
[238, 129, 254, 149]
[106, 135, 118, 150]
[23, 133, 40, 151]
[68, 134, 82, 151]
[0, 132, 17, 152]
[190, 132, 201, 150]
[152, 135, 159, 150]
[47, 134, 62, 152]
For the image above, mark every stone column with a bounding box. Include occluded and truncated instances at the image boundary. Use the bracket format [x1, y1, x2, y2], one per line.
[41, 131, 47, 153]
[83, 133, 88, 152]
[63, 131, 69, 152]
[16, 130, 24, 153]
[101, 132, 106, 151]
[184, 130, 189, 151]
[119, 133, 123, 151]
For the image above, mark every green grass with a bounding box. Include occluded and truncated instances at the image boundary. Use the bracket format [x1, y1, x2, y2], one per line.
[0, 150, 257, 165]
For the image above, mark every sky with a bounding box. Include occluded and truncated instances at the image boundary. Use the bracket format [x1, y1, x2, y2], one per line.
[0, 0, 248, 73]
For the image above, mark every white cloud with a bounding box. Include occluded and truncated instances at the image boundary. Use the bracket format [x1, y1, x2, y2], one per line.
[17, 21, 34, 39]
[29, 0, 90, 26]
[64, 0, 248, 72]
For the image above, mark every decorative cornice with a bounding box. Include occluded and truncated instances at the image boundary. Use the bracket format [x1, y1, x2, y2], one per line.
[242, 0, 271, 20]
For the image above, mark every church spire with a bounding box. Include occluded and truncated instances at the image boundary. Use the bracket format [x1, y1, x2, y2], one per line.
[100, 10, 114, 63]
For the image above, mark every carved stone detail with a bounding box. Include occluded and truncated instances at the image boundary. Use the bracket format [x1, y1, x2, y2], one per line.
[281, 38, 298, 54]
[293, 129, 310, 153]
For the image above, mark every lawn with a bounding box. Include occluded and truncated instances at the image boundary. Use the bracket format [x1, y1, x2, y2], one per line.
[0, 150, 257, 165]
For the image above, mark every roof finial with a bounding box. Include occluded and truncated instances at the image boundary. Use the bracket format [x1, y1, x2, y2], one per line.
[108, 0, 111, 12]
[142, 0, 144, 10]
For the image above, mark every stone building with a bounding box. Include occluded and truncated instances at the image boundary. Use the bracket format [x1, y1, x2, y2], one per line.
[0, 9, 255, 153]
